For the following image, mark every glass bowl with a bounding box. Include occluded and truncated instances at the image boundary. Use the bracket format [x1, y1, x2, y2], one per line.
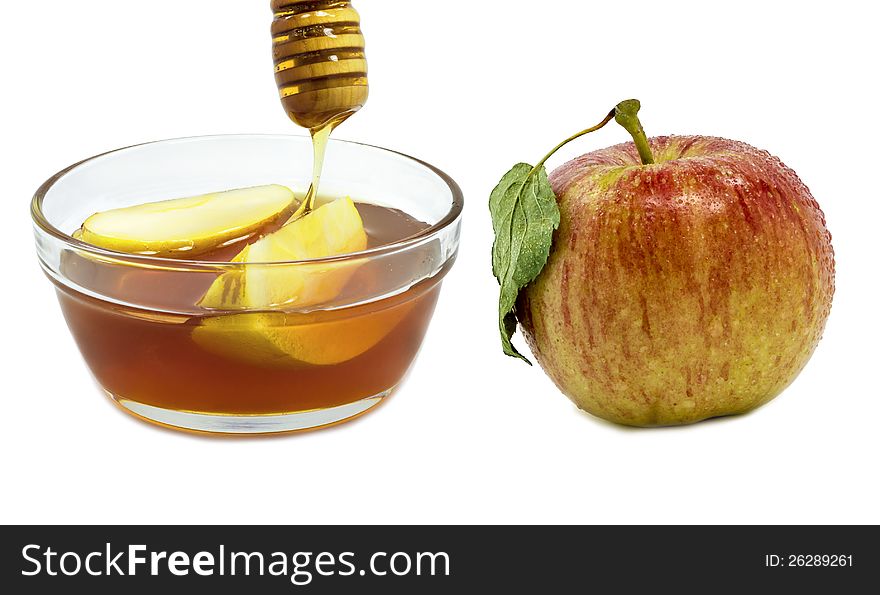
[32, 135, 462, 435]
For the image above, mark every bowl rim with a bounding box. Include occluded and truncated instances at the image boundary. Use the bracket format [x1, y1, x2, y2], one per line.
[31, 133, 464, 267]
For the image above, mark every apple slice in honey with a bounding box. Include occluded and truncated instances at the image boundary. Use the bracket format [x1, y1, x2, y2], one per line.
[193, 197, 414, 366]
[78, 184, 295, 257]
[197, 196, 367, 309]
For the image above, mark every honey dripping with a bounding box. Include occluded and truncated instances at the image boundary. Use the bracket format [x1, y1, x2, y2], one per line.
[271, 0, 368, 218]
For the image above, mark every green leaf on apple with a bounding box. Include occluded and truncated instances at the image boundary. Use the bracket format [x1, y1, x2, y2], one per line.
[489, 163, 560, 363]
[488, 101, 650, 363]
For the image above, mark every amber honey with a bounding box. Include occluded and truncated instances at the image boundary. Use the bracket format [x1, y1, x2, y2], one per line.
[54, 202, 447, 418]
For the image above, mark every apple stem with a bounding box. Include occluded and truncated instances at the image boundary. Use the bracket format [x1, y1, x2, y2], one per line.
[530, 100, 655, 178]
[614, 99, 655, 165]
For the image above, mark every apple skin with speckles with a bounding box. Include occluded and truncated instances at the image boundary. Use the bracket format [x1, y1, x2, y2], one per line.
[517, 136, 835, 427]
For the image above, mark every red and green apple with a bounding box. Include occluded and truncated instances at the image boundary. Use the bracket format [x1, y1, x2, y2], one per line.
[493, 101, 834, 426]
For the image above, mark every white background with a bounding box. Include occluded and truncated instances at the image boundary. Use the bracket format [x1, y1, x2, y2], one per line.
[2, 1, 878, 524]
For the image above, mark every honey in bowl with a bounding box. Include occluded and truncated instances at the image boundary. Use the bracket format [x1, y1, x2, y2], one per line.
[57, 196, 446, 427]
[32, 3, 462, 435]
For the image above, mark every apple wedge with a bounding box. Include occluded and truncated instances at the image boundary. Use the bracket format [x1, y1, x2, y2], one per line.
[193, 303, 414, 367]
[194, 197, 409, 366]
[79, 184, 295, 257]
[197, 196, 368, 310]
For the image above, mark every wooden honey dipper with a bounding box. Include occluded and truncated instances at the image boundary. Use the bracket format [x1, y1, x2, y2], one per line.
[271, 0, 368, 131]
